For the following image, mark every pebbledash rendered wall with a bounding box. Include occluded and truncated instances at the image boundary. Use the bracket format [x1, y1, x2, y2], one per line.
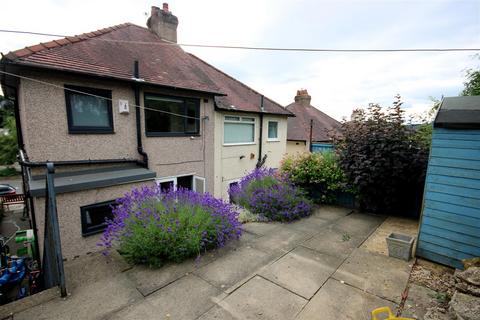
[18, 71, 216, 258]
[213, 111, 288, 199]
[19, 71, 216, 189]
[33, 181, 155, 259]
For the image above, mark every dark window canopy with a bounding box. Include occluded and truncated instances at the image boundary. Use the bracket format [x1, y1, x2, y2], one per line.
[29, 164, 156, 197]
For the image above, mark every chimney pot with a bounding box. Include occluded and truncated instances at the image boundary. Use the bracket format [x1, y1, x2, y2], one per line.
[294, 89, 312, 106]
[147, 3, 179, 43]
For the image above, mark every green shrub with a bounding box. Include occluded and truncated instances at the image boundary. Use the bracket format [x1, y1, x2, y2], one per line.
[229, 168, 312, 222]
[0, 167, 19, 177]
[100, 187, 242, 267]
[0, 116, 18, 165]
[280, 152, 349, 204]
[335, 97, 428, 215]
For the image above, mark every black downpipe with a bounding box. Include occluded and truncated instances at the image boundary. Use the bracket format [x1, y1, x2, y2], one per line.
[133, 60, 149, 168]
[309, 119, 314, 152]
[256, 96, 265, 168]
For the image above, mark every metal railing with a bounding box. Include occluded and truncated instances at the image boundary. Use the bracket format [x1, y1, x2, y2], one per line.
[41, 163, 67, 297]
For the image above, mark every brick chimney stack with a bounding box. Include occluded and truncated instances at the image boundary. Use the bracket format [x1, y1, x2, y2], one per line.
[294, 89, 312, 107]
[147, 3, 179, 43]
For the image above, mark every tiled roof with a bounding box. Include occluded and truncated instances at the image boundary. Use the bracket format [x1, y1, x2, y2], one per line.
[286, 101, 342, 142]
[2, 23, 292, 116]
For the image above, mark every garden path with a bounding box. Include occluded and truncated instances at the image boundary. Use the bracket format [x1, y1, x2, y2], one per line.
[11, 206, 415, 320]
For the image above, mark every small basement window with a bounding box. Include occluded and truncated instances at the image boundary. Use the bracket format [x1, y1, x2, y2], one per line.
[65, 85, 113, 134]
[224, 116, 255, 145]
[267, 121, 279, 140]
[80, 200, 116, 236]
[156, 175, 206, 193]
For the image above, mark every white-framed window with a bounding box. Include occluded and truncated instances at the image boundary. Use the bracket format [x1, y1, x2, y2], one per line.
[267, 121, 279, 141]
[224, 115, 255, 145]
[155, 174, 205, 193]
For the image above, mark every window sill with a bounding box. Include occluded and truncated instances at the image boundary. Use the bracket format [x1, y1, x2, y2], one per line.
[267, 139, 280, 142]
[223, 142, 256, 147]
[68, 130, 114, 134]
[146, 133, 201, 138]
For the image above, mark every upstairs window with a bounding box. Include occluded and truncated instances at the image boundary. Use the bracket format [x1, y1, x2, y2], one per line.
[65, 85, 113, 134]
[224, 115, 255, 145]
[144, 94, 200, 136]
[268, 121, 279, 140]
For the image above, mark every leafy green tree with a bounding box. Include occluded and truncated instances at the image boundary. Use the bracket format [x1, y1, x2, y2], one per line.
[0, 95, 18, 165]
[335, 95, 429, 215]
[461, 57, 480, 96]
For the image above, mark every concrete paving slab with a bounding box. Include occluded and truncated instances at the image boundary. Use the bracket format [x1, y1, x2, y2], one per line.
[15, 274, 142, 320]
[260, 246, 343, 299]
[126, 245, 237, 296]
[242, 222, 281, 236]
[301, 226, 365, 259]
[311, 206, 352, 221]
[197, 306, 238, 320]
[250, 226, 311, 254]
[106, 275, 222, 320]
[296, 278, 397, 320]
[332, 248, 412, 303]
[333, 213, 385, 238]
[194, 246, 275, 290]
[64, 251, 131, 291]
[218, 276, 307, 320]
[286, 216, 331, 236]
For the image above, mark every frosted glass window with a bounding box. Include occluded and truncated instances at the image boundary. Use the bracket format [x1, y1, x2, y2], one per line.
[268, 121, 278, 140]
[224, 116, 255, 144]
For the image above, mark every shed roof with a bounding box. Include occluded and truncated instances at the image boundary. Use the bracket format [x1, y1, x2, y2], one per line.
[435, 96, 480, 129]
[1, 23, 292, 116]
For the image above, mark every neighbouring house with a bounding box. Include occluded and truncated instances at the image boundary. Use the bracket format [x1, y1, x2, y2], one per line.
[0, 4, 292, 259]
[285, 89, 341, 154]
[416, 96, 480, 269]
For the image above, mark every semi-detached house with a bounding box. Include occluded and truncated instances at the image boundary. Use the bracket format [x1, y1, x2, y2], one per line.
[0, 4, 293, 259]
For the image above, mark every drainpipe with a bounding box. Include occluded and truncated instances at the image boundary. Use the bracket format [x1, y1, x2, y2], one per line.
[256, 95, 265, 168]
[309, 119, 313, 152]
[133, 60, 149, 168]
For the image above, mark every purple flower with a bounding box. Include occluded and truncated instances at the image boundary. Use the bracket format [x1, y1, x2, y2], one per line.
[98, 185, 242, 265]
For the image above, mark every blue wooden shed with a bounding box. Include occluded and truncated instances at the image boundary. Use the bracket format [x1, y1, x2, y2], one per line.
[416, 96, 480, 269]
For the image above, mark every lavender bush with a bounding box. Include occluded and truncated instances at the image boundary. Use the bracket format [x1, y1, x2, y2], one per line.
[229, 168, 312, 222]
[99, 185, 242, 267]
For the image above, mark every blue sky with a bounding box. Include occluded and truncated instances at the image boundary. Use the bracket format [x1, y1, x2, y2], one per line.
[1, 0, 479, 120]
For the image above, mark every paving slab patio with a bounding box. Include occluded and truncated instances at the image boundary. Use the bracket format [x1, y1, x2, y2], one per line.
[193, 245, 277, 291]
[105, 275, 222, 320]
[332, 247, 412, 303]
[311, 205, 352, 221]
[296, 278, 397, 320]
[301, 225, 366, 259]
[259, 246, 343, 299]
[9, 206, 415, 320]
[215, 276, 307, 320]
